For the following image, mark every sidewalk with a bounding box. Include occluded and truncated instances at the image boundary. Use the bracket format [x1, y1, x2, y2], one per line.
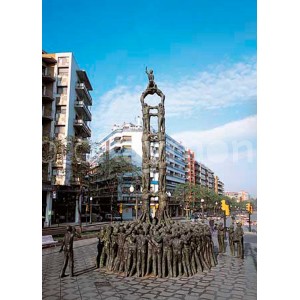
[42, 233, 257, 300]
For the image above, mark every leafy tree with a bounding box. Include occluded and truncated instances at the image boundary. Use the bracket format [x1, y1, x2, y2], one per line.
[90, 152, 141, 218]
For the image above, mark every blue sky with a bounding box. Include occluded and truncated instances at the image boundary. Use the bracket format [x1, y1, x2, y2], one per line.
[43, 0, 257, 196]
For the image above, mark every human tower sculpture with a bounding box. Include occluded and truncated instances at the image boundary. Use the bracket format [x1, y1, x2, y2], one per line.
[96, 68, 218, 277]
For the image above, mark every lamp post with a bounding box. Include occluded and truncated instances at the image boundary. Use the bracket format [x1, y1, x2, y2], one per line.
[201, 198, 205, 219]
[215, 201, 218, 216]
[167, 191, 171, 216]
[130, 185, 137, 220]
[89, 197, 93, 224]
[47, 210, 52, 227]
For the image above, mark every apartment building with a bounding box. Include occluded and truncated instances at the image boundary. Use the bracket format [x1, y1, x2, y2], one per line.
[91, 122, 186, 219]
[42, 51, 93, 226]
[42, 51, 57, 226]
[224, 191, 239, 200]
[184, 148, 226, 198]
[238, 190, 250, 201]
[214, 176, 225, 195]
[185, 149, 196, 184]
[198, 163, 215, 191]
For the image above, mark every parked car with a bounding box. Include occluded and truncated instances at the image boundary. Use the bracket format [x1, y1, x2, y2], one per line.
[102, 213, 122, 221]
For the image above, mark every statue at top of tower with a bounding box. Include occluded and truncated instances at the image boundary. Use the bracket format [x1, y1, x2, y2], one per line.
[145, 66, 157, 90]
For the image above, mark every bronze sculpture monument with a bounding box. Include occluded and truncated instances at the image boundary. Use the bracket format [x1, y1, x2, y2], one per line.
[94, 68, 219, 278]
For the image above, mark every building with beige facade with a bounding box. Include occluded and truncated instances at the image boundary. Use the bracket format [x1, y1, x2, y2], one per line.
[214, 176, 224, 195]
[225, 190, 249, 202]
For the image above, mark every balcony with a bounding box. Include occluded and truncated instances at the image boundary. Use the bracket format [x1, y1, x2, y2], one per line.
[42, 90, 54, 102]
[42, 72, 55, 83]
[166, 174, 185, 184]
[75, 83, 92, 105]
[74, 100, 92, 121]
[75, 138, 91, 153]
[74, 119, 91, 138]
[42, 55, 57, 64]
[42, 107, 53, 122]
[110, 139, 122, 147]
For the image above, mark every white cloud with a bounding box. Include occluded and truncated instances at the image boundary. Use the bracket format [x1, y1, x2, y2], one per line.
[91, 59, 256, 139]
[171, 115, 257, 195]
[171, 115, 257, 147]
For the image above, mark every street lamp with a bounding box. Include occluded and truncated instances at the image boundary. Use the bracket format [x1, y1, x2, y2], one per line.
[215, 201, 218, 215]
[201, 199, 205, 218]
[166, 191, 171, 216]
[47, 210, 52, 227]
[130, 185, 138, 220]
[89, 197, 93, 224]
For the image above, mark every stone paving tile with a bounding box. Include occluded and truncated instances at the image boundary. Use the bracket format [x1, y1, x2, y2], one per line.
[43, 237, 257, 300]
[184, 296, 200, 300]
[176, 290, 190, 295]
[200, 294, 216, 300]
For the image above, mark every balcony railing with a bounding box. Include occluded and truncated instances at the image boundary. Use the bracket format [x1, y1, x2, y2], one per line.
[42, 72, 55, 82]
[75, 83, 92, 105]
[42, 90, 54, 101]
[42, 107, 53, 121]
[74, 100, 92, 121]
[74, 119, 91, 137]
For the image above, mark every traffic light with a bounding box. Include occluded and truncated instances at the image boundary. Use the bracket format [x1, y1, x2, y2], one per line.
[225, 205, 230, 216]
[119, 203, 123, 214]
[221, 200, 230, 216]
[246, 203, 250, 212]
[221, 200, 227, 211]
[250, 204, 253, 214]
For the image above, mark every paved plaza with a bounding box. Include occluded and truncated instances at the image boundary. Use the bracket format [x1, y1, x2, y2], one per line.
[42, 232, 257, 300]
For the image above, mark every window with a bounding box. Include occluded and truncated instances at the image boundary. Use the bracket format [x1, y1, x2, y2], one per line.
[55, 126, 65, 134]
[57, 86, 68, 94]
[58, 56, 69, 65]
[58, 67, 69, 76]
[56, 106, 67, 114]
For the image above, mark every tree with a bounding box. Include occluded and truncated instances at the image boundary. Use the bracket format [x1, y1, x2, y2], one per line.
[42, 136, 91, 228]
[173, 183, 233, 216]
[90, 153, 141, 219]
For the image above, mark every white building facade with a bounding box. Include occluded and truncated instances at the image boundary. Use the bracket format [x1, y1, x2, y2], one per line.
[93, 122, 186, 218]
[42, 51, 93, 226]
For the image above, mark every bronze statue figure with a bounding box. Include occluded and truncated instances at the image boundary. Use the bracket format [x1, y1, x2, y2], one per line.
[59, 225, 76, 278]
[233, 222, 244, 258]
[217, 223, 226, 254]
[96, 228, 105, 268]
[136, 229, 147, 277]
[145, 67, 157, 90]
[228, 224, 235, 256]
